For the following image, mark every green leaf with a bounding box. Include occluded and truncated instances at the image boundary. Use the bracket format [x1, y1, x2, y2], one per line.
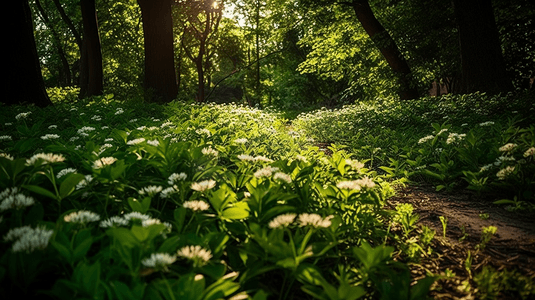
[23, 184, 57, 200]
[59, 173, 85, 199]
[222, 202, 249, 220]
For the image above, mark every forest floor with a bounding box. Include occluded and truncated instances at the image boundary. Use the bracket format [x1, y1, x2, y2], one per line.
[388, 184, 535, 299]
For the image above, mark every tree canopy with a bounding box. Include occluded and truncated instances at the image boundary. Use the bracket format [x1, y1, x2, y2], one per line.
[7, 0, 533, 106]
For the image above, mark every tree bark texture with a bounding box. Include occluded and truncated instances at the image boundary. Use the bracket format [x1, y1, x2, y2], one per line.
[138, 0, 178, 103]
[351, 0, 419, 100]
[79, 0, 103, 98]
[3, 0, 52, 107]
[452, 0, 512, 94]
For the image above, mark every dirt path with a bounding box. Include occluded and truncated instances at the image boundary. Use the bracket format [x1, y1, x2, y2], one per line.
[388, 184, 535, 299]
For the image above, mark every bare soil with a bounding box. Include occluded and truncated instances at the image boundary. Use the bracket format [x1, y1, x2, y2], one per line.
[388, 184, 535, 299]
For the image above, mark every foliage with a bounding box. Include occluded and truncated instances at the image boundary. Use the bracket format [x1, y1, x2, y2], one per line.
[0, 95, 446, 299]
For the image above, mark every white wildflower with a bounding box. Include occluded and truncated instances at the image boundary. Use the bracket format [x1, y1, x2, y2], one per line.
[234, 138, 248, 144]
[56, 168, 77, 179]
[355, 176, 375, 189]
[0, 153, 14, 160]
[237, 154, 256, 161]
[168, 173, 187, 185]
[298, 213, 333, 228]
[479, 164, 494, 172]
[436, 129, 448, 136]
[268, 213, 296, 229]
[15, 112, 32, 120]
[161, 186, 179, 199]
[70, 136, 80, 142]
[202, 146, 218, 157]
[115, 108, 124, 115]
[177, 245, 212, 266]
[26, 153, 66, 166]
[5, 226, 54, 253]
[496, 166, 515, 180]
[92, 157, 117, 169]
[76, 175, 93, 190]
[254, 166, 279, 178]
[127, 138, 145, 145]
[0, 188, 35, 211]
[64, 210, 100, 224]
[336, 180, 361, 191]
[139, 185, 163, 197]
[99, 216, 129, 228]
[345, 159, 365, 170]
[446, 133, 466, 144]
[123, 212, 151, 222]
[524, 147, 535, 157]
[40, 134, 60, 140]
[196, 128, 211, 137]
[77, 126, 96, 134]
[191, 180, 216, 192]
[0, 135, 12, 141]
[418, 135, 434, 144]
[273, 172, 292, 183]
[141, 253, 177, 271]
[183, 200, 210, 211]
[254, 156, 274, 163]
[147, 139, 160, 147]
[479, 121, 495, 127]
[499, 143, 517, 152]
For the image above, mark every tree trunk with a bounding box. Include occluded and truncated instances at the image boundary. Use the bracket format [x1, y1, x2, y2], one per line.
[452, 0, 512, 94]
[4, 0, 52, 107]
[351, 0, 419, 100]
[79, 0, 103, 98]
[138, 0, 178, 103]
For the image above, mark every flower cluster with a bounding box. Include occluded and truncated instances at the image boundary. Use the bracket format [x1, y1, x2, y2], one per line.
[139, 185, 163, 197]
[141, 253, 176, 271]
[168, 172, 187, 185]
[15, 112, 32, 120]
[446, 133, 466, 144]
[176, 245, 212, 266]
[64, 210, 101, 224]
[254, 166, 280, 178]
[268, 213, 297, 229]
[499, 143, 517, 152]
[92, 157, 117, 169]
[127, 138, 145, 145]
[298, 213, 334, 228]
[0, 188, 35, 211]
[336, 176, 375, 190]
[496, 166, 515, 180]
[4, 226, 54, 253]
[56, 168, 77, 179]
[26, 153, 66, 166]
[201, 146, 218, 157]
[191, 179, 216, 192]
[183, 200, 210, 211]
[418, 135, 434, 144]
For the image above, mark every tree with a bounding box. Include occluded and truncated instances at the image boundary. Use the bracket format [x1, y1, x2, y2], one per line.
[348, 0, 419, 100]
[452, 0, 512, 94]
[4, 0, 53, 107]
[79, 0, 104, 97]
[176, 0, 223, 102]
[138, 0, 178, 102]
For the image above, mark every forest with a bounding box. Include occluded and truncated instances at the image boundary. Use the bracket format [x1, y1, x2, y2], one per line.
[1, 0, 534, 299]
